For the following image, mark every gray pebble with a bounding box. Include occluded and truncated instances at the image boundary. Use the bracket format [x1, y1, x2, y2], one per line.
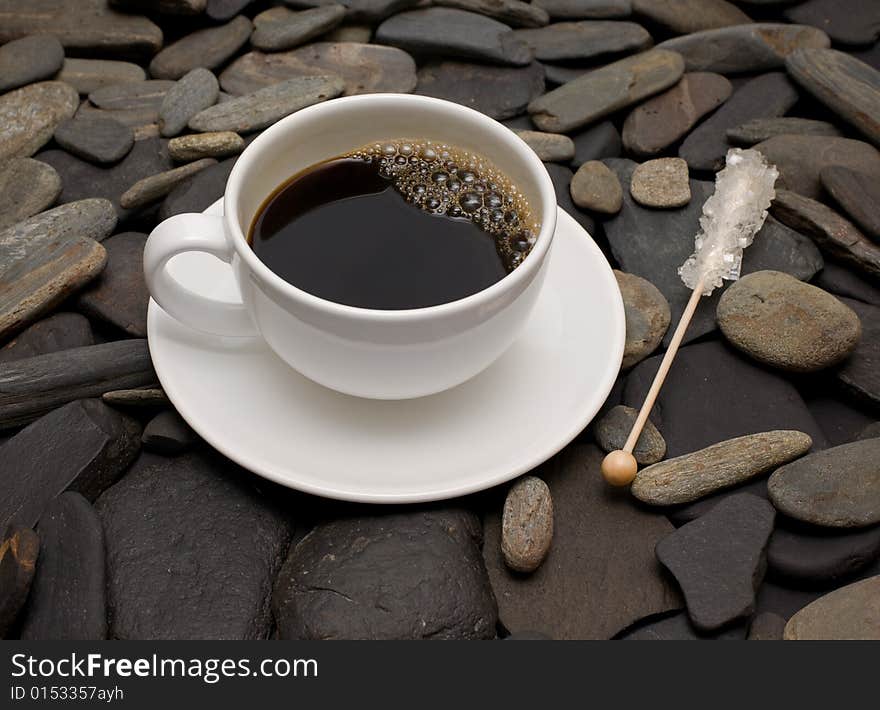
[54, 58, 146, 95]
[0, 81, 79, 161]
[594, 404, 666, 465]
[514, 130, 574, 162]
[0, 158, 62, 230]
[0, 35, 65, 92]
[54, 116, 134, 165]
[142, 410, 197, 455]
[158, 68, 220, 138]
[168, 132, 244, 161]
[570, 160, 623, 214]
[120, 159, 218, 210]
[514, 20, 650, 62]
[614, 270, 670, 369]
[501, 476, 554, 573]
[727, 117, 842, 146]
[630, 158, 691, 208]
[149, 16, 253, 80]
[251, 6, 347, 52]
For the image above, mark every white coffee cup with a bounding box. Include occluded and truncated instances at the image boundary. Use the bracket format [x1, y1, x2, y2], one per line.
[144, 94, 557, 399]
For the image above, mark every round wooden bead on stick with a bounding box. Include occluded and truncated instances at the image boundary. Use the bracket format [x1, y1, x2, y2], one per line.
[600, 148, 779, 487]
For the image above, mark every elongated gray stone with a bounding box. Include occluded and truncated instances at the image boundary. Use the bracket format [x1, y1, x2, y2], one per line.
[0, 81, 79, 161]
[20, 492, 106, 640]
[120, 159, 217, 210]
[89, 80, 174, 111]
[54, 116, 134, 165]
[631, 431, 813, 506]
[786, 48, 880, 147]
[222, 44, 417, 96]
[54, 58, 146, 95]
[533, 0, 631, 20]
[784, 576, 880, 640]
[727, 117, 841, 146]
[632, 0, 750, 34]
[433, 0, 549, 28]
[102, 388, 169, 408]
[657, 23, 830, 74]
[514, 130, 574, 162]
[769, 439, 880, 528]
[282, 0, 419, 23]
[514, 20, 651, 62]
[0, 158, 62, 230]
[252, 5, 346, 51]
[820, 166, 880, 241]
[0, 0, 163, 59]
[0, 399, 141, 528]
[528, 49, 684, 133]
[168, 132, 244, 161]
[375, 8, 532, 67]
[0, 340, 156, 430]
[149, 16, 253, 80]
[189, 76, 344, 133]
[0, 35, 65, 92]
[0, 199, 114, 340]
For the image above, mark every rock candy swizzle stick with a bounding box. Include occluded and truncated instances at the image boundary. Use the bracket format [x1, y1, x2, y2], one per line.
[601, 148, 779, 486]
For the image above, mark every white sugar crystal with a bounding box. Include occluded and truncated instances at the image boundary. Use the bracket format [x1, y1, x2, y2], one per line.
[679, 148, 778, 295]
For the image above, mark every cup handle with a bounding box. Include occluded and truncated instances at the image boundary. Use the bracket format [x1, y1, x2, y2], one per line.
[144, 213, 258, 337]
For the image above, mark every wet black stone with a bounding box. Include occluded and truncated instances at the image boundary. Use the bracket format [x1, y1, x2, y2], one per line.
[20, 492, 106, 640]
[142, 410, 197, 455]
[0, 399, 141, 530]
[0, 313, 93, 363]
[274, 507, 497, 639]
[656, 494, 775, 632]
[96, 451, 292, 640]
[835, 298, 880, 409]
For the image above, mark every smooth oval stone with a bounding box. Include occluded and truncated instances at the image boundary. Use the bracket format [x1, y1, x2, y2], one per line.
[0, 312, 93, 363]
[614, 270, 670, 369]
[158, 68, 220, 138]
[657, 23, 830, 74]
[120, 159, 218, 210]
[375, 8, 532, 67]
[252, 5, 347, 51]
[786, 0, 880, 47]
[528, 48, 684, 133]
[89, 80, 174, 111]
[786, 49, 880, 147]
[501, 476, 554, 573]
[784, 576, 880, 640]
[632, 0, 750, 34]
[679, 72, 798, 172]
[222, 44, 416, 96]
[0, 158, 62, 230]
[513, 20, 650, 62]
[433, 0, 549, 28]
[594, 404, 666, 464]
[514, 130, 574, 162]
[54, 116, 134, 165]
[820, 166, 880, 241]
[570, 160, 623, 213]
[718, 271, 862, 373]
[19, 491, 106, 640]
[55, 58, 146, 95]
[630, 157, 690, 208]
[0, 0, 163, 59]
[102, 388, 168, 408]
[0, 35, 65, 92]
[0, 526, 40, 638]
[149, 16, 253, 80]
[632, 431, 814, 506]
[767, 523, 880, 584]
[189, 75, 345, 133]
[533, 0, 632, 20]
[769, 439, 880, 528]
[622, 72, 732, 157]
[771, 189, 880, 281]
[168, 132, 244, 162]
[0, 81, 79, 161]
[727, 117, 841, 146]
[656, 494, 775, 632]
[75, 100, 159, 135]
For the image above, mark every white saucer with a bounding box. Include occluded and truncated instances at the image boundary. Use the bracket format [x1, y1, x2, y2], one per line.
[147, 200, 624, 503]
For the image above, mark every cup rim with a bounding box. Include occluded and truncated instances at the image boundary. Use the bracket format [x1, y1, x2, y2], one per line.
[224, 93, 557, 322]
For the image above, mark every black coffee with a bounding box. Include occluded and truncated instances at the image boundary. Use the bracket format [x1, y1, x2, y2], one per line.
[248, 139, 539, 310]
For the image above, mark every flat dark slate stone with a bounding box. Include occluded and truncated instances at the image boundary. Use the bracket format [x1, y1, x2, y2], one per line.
[0, 34, 65, 92]
[89, 80, 174, 111]
[38, 136, 174, 218]
[0, 340, 156, 430]
[0, 0, 163, 59]
[679, 72, 798, 172]
[0, 313, 93, 363]
[767, 521, 880, 584]
[769, 438, 880, 528]
[786, 48, 880, 147]
[624, 340, 827, 460]
[0, 526, 39, 638]
[415, 61, 544, 120]
[159, 68, 220, 138]
[55, 58, 147, 95]
[274, 507, 496, 639]
[160, 157, 237, 220]
[76, 232, 148, 336]
[656, 23, 831, 74]
[149, 16, 253, 80]
[375, 8, 532, 66]
[251, 6, 347, 52]
[571, 120, 620, 167]
[657, 494, 776, 632]
[786, 0, 880, 47]
[96, 451, 292, 639]
[0, 399, 141, 529]
[20, 492, 106, 640]
[206, 0, 255, 21]
[813, 261, 880, 307]
[0, 157, 62, 230]
[141, 410, 197, 455]
[820, 166, 880, 241]
[727, 117, 841, 146]
[603, 159, 823, 346]
[484, 445, 681, 639]
[513, 20, 650, 62]
[619, 612, 747, 640]
[54, 116, 134, 165]
[835, 298, 880, 410]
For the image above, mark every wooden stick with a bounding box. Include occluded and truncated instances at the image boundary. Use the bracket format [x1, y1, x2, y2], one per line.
[601, 276, 705, 486]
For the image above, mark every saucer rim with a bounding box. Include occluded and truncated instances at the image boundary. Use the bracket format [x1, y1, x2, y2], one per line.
[147, 201, 625, 503]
